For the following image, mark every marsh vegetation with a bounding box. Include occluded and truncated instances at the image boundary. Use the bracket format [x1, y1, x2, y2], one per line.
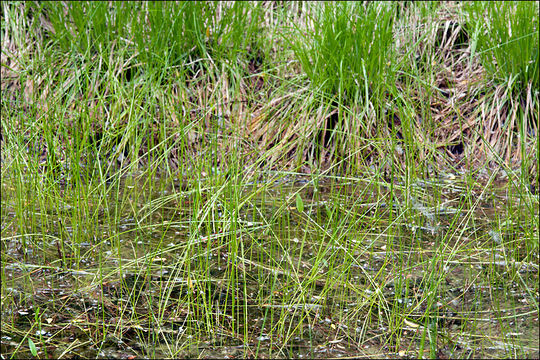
[1, 1, 538, 358]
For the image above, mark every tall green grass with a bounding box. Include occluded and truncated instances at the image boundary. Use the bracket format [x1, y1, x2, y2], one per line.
[34, 1, 265, 80]
[464, 1, 539, 92]
[463, 1, 539, 199]
[287, 2, 396, 105]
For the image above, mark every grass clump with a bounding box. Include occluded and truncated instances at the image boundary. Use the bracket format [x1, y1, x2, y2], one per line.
[36, 1, 265, 80]
[462, 1, 538, 191]
[289, 2, 396, 105]
[464, 1, 539, 93]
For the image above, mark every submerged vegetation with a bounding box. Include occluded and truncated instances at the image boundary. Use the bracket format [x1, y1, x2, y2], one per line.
[1, 1, 538, 358]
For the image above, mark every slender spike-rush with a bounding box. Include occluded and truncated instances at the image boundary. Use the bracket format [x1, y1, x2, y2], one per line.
[0, 1, 537, 358]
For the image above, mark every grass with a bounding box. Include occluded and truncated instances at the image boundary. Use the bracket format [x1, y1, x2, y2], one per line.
[464, 1, 539, 93]
[1, 1, 539, 359]
[287, 2, 396, 105]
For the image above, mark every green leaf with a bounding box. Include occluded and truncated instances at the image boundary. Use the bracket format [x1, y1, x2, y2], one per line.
[29, 338, 38, 357]
[296, 193, 304, 213]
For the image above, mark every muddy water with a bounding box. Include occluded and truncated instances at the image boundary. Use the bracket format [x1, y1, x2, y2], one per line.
[1, 173, 538, 358]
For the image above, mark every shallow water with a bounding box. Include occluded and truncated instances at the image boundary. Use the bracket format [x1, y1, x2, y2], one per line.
[1, 172, 538, 358]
